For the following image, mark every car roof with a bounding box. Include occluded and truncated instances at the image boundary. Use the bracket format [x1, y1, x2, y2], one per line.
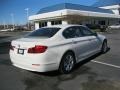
[42, 24, 85, 29]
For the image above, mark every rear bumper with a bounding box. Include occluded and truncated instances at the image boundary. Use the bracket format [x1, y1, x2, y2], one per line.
[12, 61, 58, 72]
[10, 50, 59, 72]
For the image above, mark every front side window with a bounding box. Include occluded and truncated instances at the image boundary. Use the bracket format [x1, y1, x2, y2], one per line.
[80, 26, 94, 36]
[63, 26, 83, 39]
[27, 28, 60, 38]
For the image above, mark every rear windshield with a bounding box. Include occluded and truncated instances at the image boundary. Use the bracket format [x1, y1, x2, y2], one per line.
[27, 28, 61, 38]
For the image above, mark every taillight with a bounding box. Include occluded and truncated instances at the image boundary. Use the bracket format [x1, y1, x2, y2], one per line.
[10, 45, 15, 51]
[28, 45, 47, 53]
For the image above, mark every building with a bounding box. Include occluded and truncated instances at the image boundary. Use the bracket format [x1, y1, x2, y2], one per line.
[93, 0, 120, 15]
[29, 2, 120, 30]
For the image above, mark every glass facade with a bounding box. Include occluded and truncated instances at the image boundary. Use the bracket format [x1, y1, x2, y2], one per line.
[39, 22, 47, 28]
[51, 20, 62, 25]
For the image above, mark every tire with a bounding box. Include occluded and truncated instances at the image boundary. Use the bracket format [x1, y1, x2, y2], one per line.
[101, 40, 108, 53]
[59, 52, 75, 74]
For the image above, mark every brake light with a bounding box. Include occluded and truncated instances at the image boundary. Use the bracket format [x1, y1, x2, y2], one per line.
[10, 45, 15, 51]
[28, 45, 47, 53]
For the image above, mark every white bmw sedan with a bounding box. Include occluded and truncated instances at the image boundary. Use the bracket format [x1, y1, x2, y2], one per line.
[10, 25, 108, 74]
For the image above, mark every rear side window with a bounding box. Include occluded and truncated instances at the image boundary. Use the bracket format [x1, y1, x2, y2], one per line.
[27, 28, 61, 38]
[63, 26, 83, 39]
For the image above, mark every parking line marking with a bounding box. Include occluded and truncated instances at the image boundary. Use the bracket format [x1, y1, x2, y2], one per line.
[91, 60, 120, 69]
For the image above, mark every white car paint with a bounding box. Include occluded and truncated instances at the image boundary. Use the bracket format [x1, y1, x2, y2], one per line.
[108, 24, 120, 29]
[9, 25, 106, 72]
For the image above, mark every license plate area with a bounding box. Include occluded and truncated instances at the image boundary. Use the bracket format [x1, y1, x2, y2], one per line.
[18, 49, 24, 55]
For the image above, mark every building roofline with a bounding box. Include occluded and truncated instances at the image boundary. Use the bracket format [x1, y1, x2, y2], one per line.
[37, 3, 113, 14]
[29, 9, 120, 21]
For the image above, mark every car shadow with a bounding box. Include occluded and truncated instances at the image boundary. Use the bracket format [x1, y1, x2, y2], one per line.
[74, 47, 110, 71]
[31, 47, 110, 77]
[0, 42, 11, 54]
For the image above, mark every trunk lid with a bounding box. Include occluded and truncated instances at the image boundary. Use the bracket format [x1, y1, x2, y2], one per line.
[11, 37, 51, 55]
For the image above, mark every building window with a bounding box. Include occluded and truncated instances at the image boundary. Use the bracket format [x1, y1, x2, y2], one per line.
[108, 20, 109, 25]
[118, 8, 120, 15]
[39, 22, 47, 28]
[51, 20, 62, 25]
[99, 21, 105, 25]
[51, 21, 54, 25]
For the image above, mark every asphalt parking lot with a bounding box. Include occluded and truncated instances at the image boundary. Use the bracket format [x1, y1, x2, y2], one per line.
[0, 30, 120, 90]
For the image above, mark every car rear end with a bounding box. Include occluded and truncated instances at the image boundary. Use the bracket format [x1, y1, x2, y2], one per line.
[10, 39, 59, 72]
[9, 27, 61, 72]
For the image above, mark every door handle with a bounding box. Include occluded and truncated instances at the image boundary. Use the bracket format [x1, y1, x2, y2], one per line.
[89, 39, 94, 41]
[89, 39, 92, 41]
[89, 38, 96, 41]
[72, 40, 78, 44]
